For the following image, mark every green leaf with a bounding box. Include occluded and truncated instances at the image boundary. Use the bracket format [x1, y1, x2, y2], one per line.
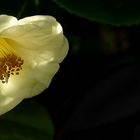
[53, 0, 140, 26]
[0, 101, 54, 140]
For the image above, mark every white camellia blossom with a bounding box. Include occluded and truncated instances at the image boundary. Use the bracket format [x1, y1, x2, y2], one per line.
[0, 15, 68, 115]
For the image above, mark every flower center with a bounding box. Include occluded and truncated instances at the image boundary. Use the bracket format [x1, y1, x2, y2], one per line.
[0, 38, 24, 83]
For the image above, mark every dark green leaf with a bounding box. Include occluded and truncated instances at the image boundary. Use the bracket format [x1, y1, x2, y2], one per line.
[53, 0, 140, 26]
[0, 101, 54, 140]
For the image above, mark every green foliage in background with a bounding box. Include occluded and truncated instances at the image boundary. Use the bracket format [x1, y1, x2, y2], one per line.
[53, 0, 140, 26]
[0, 101, 54, 140]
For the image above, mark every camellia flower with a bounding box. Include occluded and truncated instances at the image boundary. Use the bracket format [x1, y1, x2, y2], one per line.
[0, 15, 68, 115]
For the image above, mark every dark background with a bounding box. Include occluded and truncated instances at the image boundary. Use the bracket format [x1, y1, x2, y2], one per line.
[38, 2, 140, 140]
[1, 0, 140, 139]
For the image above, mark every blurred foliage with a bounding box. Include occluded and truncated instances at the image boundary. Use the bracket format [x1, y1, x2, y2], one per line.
[0, 101, 54, 140]
[53, 0, 140, 26]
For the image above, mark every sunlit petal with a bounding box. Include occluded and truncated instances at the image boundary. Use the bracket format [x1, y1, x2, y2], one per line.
[0, 15, 68, 115]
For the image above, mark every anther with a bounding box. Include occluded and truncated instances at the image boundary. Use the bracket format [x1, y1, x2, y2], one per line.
[0, 54, 24, 83]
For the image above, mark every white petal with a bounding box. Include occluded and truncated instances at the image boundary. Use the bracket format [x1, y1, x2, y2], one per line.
[1, 15, 69, 63]
[0, 61, 59, 98]
[0, 95, 22, 115]
[0, 15, 17, 33]
[0, 15, 68, 114]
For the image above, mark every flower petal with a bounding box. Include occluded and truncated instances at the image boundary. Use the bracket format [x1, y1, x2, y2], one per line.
[1, 15, 68, 63]
[0, 15, 68, 115]
[0, 15, 17, 33]
[0, 61, 59, 98]
[0, 94, 22, 115]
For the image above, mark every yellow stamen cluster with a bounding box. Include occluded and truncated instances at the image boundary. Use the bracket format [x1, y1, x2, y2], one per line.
[0, 54, 23, 83]
[0, 38, 24, 83]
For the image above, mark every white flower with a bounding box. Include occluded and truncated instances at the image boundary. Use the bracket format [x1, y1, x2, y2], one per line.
[0, 15, 68, 115]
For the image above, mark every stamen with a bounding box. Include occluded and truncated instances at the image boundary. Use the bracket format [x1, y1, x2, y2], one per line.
[0, 38, 24, 83]
[0, 54, 24, 83]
